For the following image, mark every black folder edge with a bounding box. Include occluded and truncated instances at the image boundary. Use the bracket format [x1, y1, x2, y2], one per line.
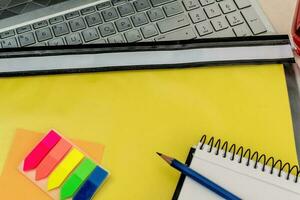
[0, 35, 291, 59]
[0, 35, 295, 77]
[172, 147, 195, 200]
[172, 64, 300, 200]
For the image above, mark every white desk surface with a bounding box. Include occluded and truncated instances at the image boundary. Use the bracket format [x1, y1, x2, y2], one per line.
[259, 0, 299, 63]
[260, 0, 296, 34]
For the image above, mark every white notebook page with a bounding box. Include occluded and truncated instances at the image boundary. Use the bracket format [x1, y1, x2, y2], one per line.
[178, 144, 300, 200]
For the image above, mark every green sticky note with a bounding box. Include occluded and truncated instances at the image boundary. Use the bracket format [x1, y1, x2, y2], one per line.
[60, 158, 96, 200]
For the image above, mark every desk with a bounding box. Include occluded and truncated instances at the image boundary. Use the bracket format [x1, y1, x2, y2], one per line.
[260, 0, 296, 34]
[260, 0, 299, 62]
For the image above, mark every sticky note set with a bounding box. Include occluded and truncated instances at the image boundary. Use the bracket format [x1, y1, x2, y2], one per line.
[19, 130, 109, 200]
[0, 129, 105, 200]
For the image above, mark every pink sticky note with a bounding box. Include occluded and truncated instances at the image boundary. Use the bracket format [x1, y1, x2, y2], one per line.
[23, 130, 61, 171]
[35, 139, 72, 180]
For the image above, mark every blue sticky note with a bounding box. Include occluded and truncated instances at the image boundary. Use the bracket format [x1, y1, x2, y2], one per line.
[73, 166, 109, 200]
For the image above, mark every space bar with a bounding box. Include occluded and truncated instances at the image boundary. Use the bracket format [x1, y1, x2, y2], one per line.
[157, 15, 190, 33]
[155, 28, 196, 41]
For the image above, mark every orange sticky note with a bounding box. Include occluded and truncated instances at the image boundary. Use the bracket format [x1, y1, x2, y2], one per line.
[0, 129, 104, 200]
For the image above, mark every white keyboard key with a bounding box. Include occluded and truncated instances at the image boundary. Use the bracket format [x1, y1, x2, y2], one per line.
[52, 23, 70, 37]
[102, 7, 119, 22]
[88, 38, 107, 44]
[117, 3, 135, 17]
[65, 11, 80, 20]
[147, 8, 165, 21]
[0, 30, 15, 39]
[219, 0, 237, 14]
[233, 0, 251, 9]
[134, 0, 151, 11]
[36, 27, 53, 42]
[115, 18, 133, 32]
[233, 23, 252, 36]
[199, 0, 215, 6]
[112, 0, 127, 6]
[131, 13, 149, 27]
[16, 25, 32, 34]
[226, 11, 244, 26]
[189, 9, 207, 23]
[124, 29, 143, 42]
[155, 27, 196, 41]
[157, 15, 190, 33]
[48, 38, 65, 46]
[81, 6, 96, 15]
[69, 18, 87, 32]
[99, 23, 116, 37]
[96, 2, 111, 10]
[195, 21, 213, 36]
[163, 2, 184, 17]
[65, 33, 83, 45]
[141, 24, 159, 38]
[31, 42, 47, 47]
[18, 32, 36, 47]
[241, 7, 267, 35]
[211, 16, 229, 31]
[204, 4, 222, 18]
[82, 28, 100, 42]
[85, 13, 103, 27]
[33, 20, 48, 29]
[1, 37, 18, 48]
[203, 28, 235, 38]
[49, 16, 64, 25]
[182, 0, 200, 11]
[108, 34, 126, 43]
[150, 0, 174, 7]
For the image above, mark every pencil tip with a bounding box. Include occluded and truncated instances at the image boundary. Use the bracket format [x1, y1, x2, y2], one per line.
[157, 153, 173, 164]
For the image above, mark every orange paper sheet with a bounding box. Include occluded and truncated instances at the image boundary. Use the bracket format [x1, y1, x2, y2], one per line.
[0, 129, 104, 200]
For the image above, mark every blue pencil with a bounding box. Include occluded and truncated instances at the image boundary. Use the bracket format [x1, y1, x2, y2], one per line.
[157, 152, 241, 200]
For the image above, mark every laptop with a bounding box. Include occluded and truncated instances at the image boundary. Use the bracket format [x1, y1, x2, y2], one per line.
[0, 0, 275, 47]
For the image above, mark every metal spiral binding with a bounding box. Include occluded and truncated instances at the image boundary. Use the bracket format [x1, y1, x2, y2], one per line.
[198, 135, 300, 183]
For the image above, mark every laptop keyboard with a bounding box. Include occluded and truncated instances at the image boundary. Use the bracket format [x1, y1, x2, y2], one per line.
[0, 0, 269, 48]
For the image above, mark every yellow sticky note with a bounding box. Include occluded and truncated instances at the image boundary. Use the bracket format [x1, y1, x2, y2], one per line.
[0, 64, 298, 199]
[47, 148, 84, 190]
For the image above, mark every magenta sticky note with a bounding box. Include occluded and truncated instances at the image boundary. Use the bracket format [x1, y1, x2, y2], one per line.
[23, 130, 61, 171]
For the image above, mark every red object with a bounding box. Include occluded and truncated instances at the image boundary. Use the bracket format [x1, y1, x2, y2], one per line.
[23, 130, 61, 171]
[292, 0, 300, 55]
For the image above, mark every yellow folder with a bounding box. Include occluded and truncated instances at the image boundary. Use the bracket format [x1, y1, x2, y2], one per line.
[0, 64, 298, 199]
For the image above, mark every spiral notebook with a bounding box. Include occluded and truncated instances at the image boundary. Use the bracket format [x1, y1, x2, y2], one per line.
[173, 135, 300, 200]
